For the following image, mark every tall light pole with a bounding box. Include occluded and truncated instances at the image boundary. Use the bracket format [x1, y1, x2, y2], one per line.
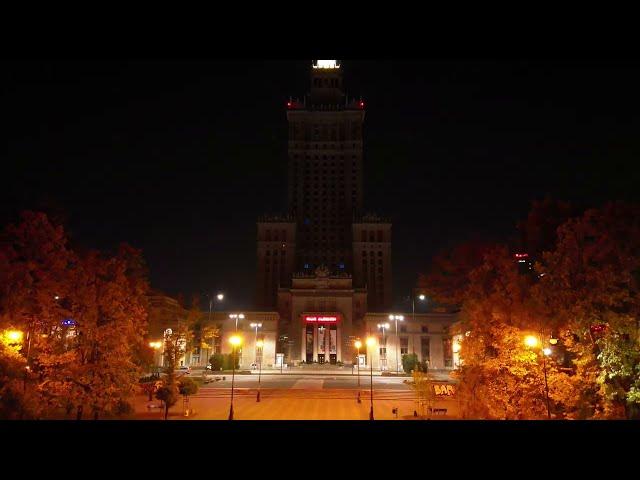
[524, 334, 551, 419]
[250, 322, 262, 372]
[377, 323, 389, 371]
[208, 293, 224, 323]
[412, 293, 426, 323]
[206, 293, 224, 365]
[229, 313, 244, 368]
[366, 336, 376, 420]
[229, 313, 245, 332]
[256, 339, 264, 402]
[389, 314, 404, 375]
[228, 335, 242, 420]
[354, 340, 362, 403]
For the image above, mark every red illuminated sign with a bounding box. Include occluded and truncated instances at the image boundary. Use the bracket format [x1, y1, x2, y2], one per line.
[304, 315, 338, 323]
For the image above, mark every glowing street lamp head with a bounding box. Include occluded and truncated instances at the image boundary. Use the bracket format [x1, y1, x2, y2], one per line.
[397, 315, 404, 321]
[418, 294, 426, 301]
[549, 338, 558, 345]
[256, 340, 264, 348]
[388, 314, 394, 320]
[524, 335, 539, 348]
[217, 293, 224, 301]
[229, 335, 242, 347]
[250, 322, 262, 328]
[543, 348, 552, 356]
[6, 330, 24, 343]
[366, 337, 376, 347]
[238, 314, 245, 320]
[354, 340, 362, 349]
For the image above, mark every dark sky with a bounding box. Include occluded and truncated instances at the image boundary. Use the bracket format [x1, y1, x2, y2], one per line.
[3, 60, 640, 310]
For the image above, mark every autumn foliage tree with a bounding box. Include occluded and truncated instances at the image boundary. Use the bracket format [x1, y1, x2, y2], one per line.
[0, 211, 149, 419]
[425, 200, 640, 419]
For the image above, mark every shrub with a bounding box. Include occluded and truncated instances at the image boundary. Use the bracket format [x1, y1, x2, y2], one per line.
[178, 377, 199, 397]
[209, 353, 224, 371]
[222, 353, 240, 370]
[402, 353, 419, 373]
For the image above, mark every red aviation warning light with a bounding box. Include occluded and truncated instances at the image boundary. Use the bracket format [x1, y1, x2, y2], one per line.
[359, 100, 364, 109]
[287, 101, 292, 108]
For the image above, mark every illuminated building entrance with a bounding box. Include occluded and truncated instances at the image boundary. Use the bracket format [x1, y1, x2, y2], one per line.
[303, 314, 340, 364]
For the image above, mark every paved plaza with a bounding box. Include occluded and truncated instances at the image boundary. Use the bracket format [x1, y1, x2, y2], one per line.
[135, 374, 460, 420]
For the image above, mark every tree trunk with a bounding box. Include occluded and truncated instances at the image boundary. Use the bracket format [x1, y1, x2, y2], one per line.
[94, 409, 99, 421]
[76, 405, 83, 420]
[164, 404, 169, 420]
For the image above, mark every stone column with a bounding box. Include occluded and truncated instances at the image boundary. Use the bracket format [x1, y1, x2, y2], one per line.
[313, 323, 318, 361]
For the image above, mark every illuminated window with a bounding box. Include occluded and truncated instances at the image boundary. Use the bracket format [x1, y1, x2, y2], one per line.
[400, 337, 409, 355]
[421, 337, 430, 363]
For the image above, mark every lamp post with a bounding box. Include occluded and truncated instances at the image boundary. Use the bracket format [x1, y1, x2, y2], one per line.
[377, 323, 389, 371]
[250, 323, 262, 366]
[412, 293, 426, 322]
[229, 313, 245, 332]
[256, 339, 264, 402]
[229, 313, 244, 368]
[354, 340, 362, 403]
[206, 293, 224, 364]
[524, 334, 551, 419]
[389, 314, 404, 375]
[366, 336, 376, 420]
[228, 335, 242, 420]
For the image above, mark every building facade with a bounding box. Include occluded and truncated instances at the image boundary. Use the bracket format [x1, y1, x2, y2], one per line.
[255, 60, 395, 364]
[256, 60, 392, 314]
[363, 313, 459, 372]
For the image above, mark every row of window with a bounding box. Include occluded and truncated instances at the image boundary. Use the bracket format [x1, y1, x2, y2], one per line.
[359, 230, 386, 242]
[293, 154, 358, 160]
[264, 230, 289, 241]
[312, 77, 340, 88]
[289, 143, 359, 150]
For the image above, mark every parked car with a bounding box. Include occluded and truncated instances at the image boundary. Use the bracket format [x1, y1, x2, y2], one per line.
[177, 366, 191, 375]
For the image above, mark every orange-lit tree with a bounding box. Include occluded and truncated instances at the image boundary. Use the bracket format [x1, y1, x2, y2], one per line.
[0, 212, 149, 419]
[535, 202, 640, 419]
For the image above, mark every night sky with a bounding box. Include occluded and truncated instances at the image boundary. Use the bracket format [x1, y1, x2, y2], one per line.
[3, 60, 640, 310]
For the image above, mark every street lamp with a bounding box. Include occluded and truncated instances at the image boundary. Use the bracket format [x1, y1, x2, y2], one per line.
[411, 293, 427, 323]
[256, 339, 264, 402]
[389, 314, 404, 375]
[250, 323, 262, 367]
[205, 292, 224, 363]
[523, 333, 551, 419]
[229, 313, 245, 332]
[366, 336, 376, 420]
[228, 335, 242, 420]
[4, 329, 24, 345]
[354, 340, 362, 403]
[377, 323, 390, 371]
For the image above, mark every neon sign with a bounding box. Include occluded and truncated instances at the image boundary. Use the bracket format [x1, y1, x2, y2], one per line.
[304, 315, 338, 323]
[433, 384, 456, 396]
